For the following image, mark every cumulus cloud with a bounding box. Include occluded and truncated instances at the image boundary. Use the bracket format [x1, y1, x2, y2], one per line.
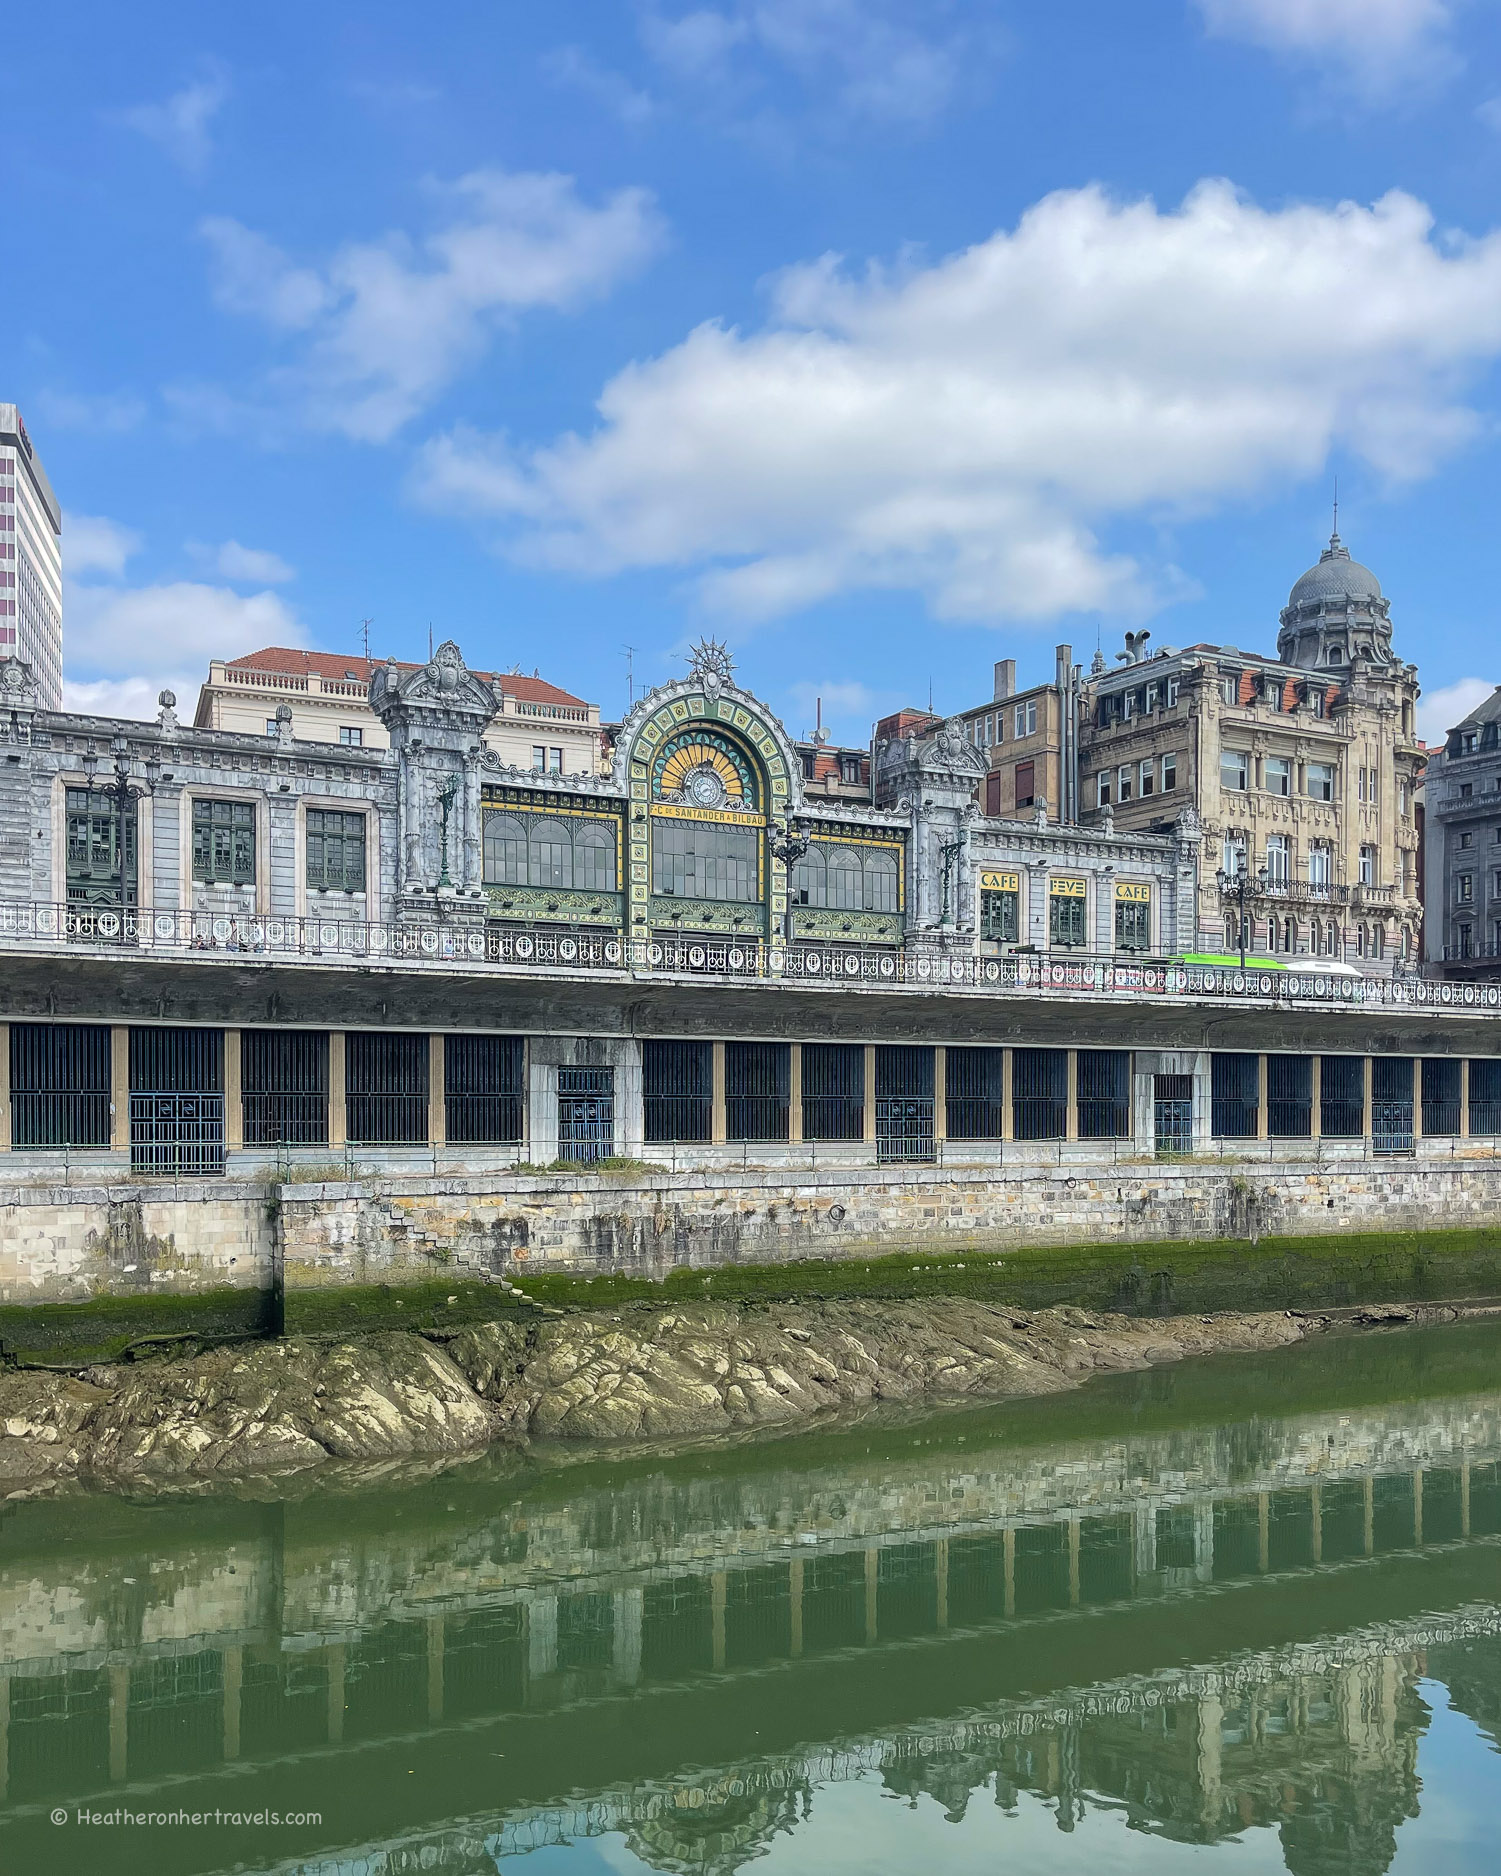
[1196, 0, 1457, 94]
[1418, 676, 1498, 744]
[65, 514, 143, 579]
[61, 675, 198, 722]
[186, 539, 296, 583]
[116, 64, 230, 174]
[413, 180, 1501, 628]
[198, 170, 665, 441]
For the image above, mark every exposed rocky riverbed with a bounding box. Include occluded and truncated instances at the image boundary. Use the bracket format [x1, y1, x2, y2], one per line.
[0, 1296, 1440, 1492]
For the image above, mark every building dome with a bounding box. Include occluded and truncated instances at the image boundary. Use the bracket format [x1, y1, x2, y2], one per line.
[1287, 533, 1383, 609]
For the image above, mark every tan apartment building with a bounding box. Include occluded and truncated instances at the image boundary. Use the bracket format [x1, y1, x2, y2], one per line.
[1079, 533, 1423, 967]
[946, 646, 1084, 822]
[194, 647, 605, 774]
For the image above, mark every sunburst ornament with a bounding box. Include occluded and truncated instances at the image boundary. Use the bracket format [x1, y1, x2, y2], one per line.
[657, 740, 745, 808]
[685, 637, 735, 693]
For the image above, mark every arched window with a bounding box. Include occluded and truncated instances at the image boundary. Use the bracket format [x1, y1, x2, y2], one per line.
[573, 823, 615, 891]
[1356, 924, 1367, 958]
[827, 848, 863, 910]
[1328, 919, 1340, 956]
[1373, 924, 1384, 960]
[529, 819, 573, 889]
[483, 814, 527, 886]
[864, 850, 899, 913]
[792, 847, 826, 906]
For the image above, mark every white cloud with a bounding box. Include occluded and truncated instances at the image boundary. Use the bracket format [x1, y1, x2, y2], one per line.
[413, 180, 1501, 628]
[198, 170, 666, 442]
[66, 580, 307, 680]
[34, 389, 147, 435]
[544, 46, 656, 125]
[116, 64, 230, 175]
[1418, 675, 1497, 743]
[61, 674, 199, 722]
[1196, 0, 1457, 94]
[186, 539, 296, 583]
[65, 513, 143, 579]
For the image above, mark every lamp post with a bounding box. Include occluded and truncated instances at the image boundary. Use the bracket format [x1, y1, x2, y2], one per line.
[79, 736, 161, 910]
[1215, 861, 1268, 969]
[769, 819, 809, 949]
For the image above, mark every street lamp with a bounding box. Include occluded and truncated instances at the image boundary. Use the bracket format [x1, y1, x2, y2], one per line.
[79, 737, 162, 909]
[769, 819, 809, 949]
[1215, 861, 1268, 970]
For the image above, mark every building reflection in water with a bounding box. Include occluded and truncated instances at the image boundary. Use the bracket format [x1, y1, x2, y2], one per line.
[3, 1329, 1501, 1874]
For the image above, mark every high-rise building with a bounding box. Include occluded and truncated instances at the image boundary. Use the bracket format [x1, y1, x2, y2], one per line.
[0, 406, 62, 711]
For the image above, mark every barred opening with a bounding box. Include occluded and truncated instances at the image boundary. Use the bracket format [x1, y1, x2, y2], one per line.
[445, 1035, 525, 1145]
[802, 1043, 864, 1142]
[946, 1048, 1005, 1141]
[9, 1023, 111, 1148]
[1077, 1050, 1130, 1140]
[1154, 1073, 1193, 1155]
[726, 1042, 789, 1142]
[644, 1041, 713, 1143]
[1421, 1058, 1462, 1138]
[128, 1027, 224, 1176]
[242, 1030, 329, 1146]
[1267, 1054, 1312, 1138]
[1320, 1056, 1364, 1138]
[1372, 1056, 1414, 1157]
[557, 1065, 614, 1163]
[1211, 1053, 1259, 1139]
[347, 1033, 429, 1145]
[1471, 1060, 1501, 1137]
[875, 1045, 934, 1163]
[1012, 1047, 1066, 1141]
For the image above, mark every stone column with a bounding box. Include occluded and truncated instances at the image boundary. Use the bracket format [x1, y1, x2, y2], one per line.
[463, 750, 483, 891]
[711, 1573, 728, 1670]
[109, 1660, 130, 1780]
[111, 1025, 130, 1151]
[863, 1045, 877, 1147]
[864, 1547, 879, 1643]
[0, 1023, 9, 1151]
[933, 1045, 947, 1142]
[788, 1044, 803, 1145]
[325, 1643, 345, 1743]
[427, 1615, 445, 1722]
[428, 1036, 446, 1150]
[528, 1057, 559, 1166]
[1256, 1053, 1268, 1141]
[616, 1039, 644, 1158]
[788, 1557, 804, 1658]
[224, 1029, 243, 1153]
[527, 1596, 558, 1684]
[328, 1034, 347, 1149]
[1066, 1050, 1079, 1143]
[711, 1042, 727, 1145]
[613, 1588, 643, 1687]
[1311, 1056, 1323, 1139]
[222, 1644, 242, 1760]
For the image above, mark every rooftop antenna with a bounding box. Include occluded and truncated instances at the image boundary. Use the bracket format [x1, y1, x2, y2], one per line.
[928, 676, 933, 714]
[427, 623, 434, 660]
[623, 643, 637, 709]
[359, 617, 373, 662]
[1332, 476, 1339, 542]
[816, 696, 822, 738]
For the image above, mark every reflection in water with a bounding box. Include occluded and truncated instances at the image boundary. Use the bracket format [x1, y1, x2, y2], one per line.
[3, 1324, 1501, 1873]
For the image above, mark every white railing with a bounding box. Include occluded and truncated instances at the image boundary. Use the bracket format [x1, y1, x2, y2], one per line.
[505, 698, 593, 723]
[0, 901, 1490, 1010]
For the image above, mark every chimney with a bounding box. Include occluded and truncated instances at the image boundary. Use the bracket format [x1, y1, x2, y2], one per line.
[1054, 643, 1073, 687]
[993, 659, 1016, 702]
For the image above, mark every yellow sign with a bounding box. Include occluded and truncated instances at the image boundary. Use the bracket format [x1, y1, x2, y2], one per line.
[1115, 881, 1152, 903]
[1049, 876, 1087, 898]
[652, 803, 766, 828]
[979, 871, 1020, 893]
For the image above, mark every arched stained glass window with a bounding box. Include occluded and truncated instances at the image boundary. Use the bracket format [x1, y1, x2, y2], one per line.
[483, 814, 527, 886]
[864, 850, 899, 912]
[574, 823, 616, 891]
[530, 819, 573, 889]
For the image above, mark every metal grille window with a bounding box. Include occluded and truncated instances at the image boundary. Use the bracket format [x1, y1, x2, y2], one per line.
[1154, 1074, 1193, 1155]
[791, 847, 825, 905]
[1421, 1058, 1462, 1138]
[574, 826, 614, 891]
[306, 810, 366, 893]
[802, 1043, 864, 1142]
[726, 1042, 789, 1141]
[1211, 1053, 1259, 1138]
[129, 1027, 224, 1176]
[1320, 1056, 1364, 1138]
[1077, 1050, 1130, 1140]
[651, 819, 758, 903]
[1049, 893, 1086, 949]
[9, 1023, 110, 1147]
[482, 814, 527, 885]
[980, 889, 1018, 943]
[1470, 1060, 1501, 1136]
[793, 845, 899, 911]
[557, 1065, 614, 1162]
[1012, 1048, 1066, 1141]
[241, 1030, 328, 1146]
[875, 1046, 934, 1163]
[644, 1040, 712, 1143]
[346, 1033, 429, 1145]
[946, 1047, 1005, 1140]
[65, 787, 137, 907]
[865, 851, 899, 912]
[192, 799, 256, 885]
[529, 819, 574, 888]
[445, 1035, 524, 1144]
[1372, 1057, 1415, 1156]
[1267, 1054, 1312, 1138]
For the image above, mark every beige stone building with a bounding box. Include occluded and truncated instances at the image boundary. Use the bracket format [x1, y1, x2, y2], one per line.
[949, 648, 1080, 822]
[1078, 534, 1423, 967]
[194, 646, 605, 774]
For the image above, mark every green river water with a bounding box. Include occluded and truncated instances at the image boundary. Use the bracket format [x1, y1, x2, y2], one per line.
[5, 1319, 1501, 1874]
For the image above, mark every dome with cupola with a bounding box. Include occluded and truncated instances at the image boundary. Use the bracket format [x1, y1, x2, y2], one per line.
[1277, 531, 1394, 670]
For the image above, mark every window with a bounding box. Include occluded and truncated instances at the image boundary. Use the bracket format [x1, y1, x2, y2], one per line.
[574, 825, 615, 891]
[1117, 764, 1132, 803]
[266, 718, 279, 737]
[1097, 771, 1112, 807]
[306, 809, 366, 893]
[1462, 732, 1478, 754]
[1458, 874, 1475, 904]
[1220, 674, 1240, 705]
[1138, 758, 1154, 798]
[192, 799, 256, 885]
[1307, 762, 1335, 801]
[65, 789, 136, 908]
[482, 813, 617, 892]
[1160, 752, 1178, 793]
[1398, 781, 1409, 818]
[1221, 749, 1249, 791]
[1015, 759, 1036, 808]
[532, 746, 547, 771]
[529, 818, 574, 888]
[827, 847, 863, 909]
[980, 886, 1019, 943]
[1265, 834, 1290, 885]
[1357, 767, 1367, 803]
[1165, 677, 1179, 707]
[1359, 845, 1377, 887]
[1460, 831, 1473, 849]
[1222, 833, 1247, 877]
[1457, 925, 1474, 958]
[1461, 782, 1475, 799]
[1115, 894, 1151, 952]
[549, 748, 564, 773]
[1265, 756, 1291, 796]
[1014, 699, 1037, 737]
[1308, 842, 1332, 890]
[338, 726, 363, 747]
[865, 850, 899, 912]
[482, 813, 527, 886]
[1049, 884, 1087, 949]
[840, 755, 862, 784]
[651, 818, 758, 902]
[1144, 682, 1159, 712]
[792, 846, 825, 906]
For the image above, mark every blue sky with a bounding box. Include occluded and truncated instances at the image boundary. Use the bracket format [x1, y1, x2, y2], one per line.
[11, 0, 1501, 743]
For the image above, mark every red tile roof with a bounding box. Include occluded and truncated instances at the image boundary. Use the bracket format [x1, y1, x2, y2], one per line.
[224, 647, 590, 709]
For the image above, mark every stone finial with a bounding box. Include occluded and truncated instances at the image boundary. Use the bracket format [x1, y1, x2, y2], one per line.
[1100, 802, 1115, 836]
[156, 688, 178, 731]
[274, 702, 295, 747]
[1034, 795, 1049, 828]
